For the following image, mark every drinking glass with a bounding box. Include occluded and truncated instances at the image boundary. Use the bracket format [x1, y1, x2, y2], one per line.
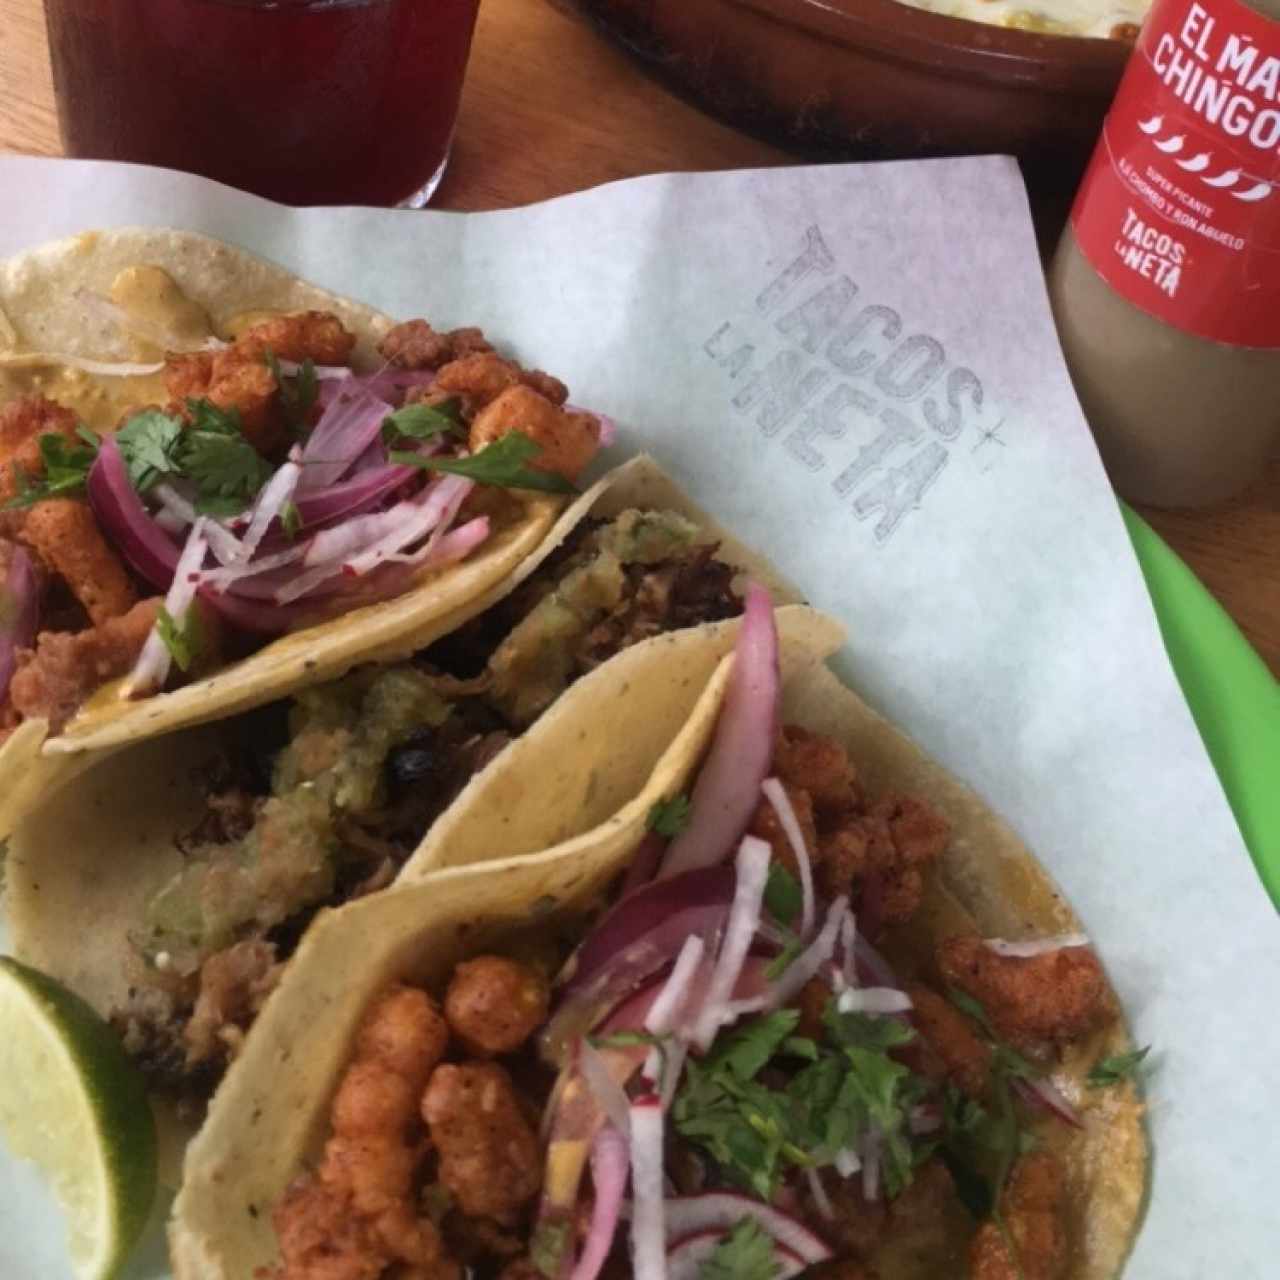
[42, 0, 482, 207]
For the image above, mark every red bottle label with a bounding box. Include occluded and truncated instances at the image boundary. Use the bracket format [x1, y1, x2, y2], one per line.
[1072, 0, 1280, 348]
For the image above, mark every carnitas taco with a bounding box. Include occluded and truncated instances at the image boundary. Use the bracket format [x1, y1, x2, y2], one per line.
[0, 227, 616, 835]
[170, 600, 1148, 1280]
[3, 456, 805, 1139]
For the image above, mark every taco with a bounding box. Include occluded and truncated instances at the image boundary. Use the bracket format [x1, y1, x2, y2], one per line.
[3, 456, 808, 1137]
[170, 602, 1148, 1280]
[0, 227, 614, 836]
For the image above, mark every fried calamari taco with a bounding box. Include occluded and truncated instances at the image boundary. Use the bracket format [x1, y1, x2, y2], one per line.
[0, 228, 614, 836]
[169, 602, 1148, 1280]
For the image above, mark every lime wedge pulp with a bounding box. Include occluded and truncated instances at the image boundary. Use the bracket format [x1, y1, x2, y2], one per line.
[0, 956, 157, 1280]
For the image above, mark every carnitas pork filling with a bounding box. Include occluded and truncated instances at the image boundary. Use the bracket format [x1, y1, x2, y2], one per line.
[0, 312, 604, 741]
[265, 605, 1123, 1280]
[113, 509, 742, 1100]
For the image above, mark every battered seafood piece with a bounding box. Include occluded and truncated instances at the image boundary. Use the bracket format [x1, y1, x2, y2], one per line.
[969, 1153, 1068, 1280]
[444, 956, 549, 1057]
[901, 981, 992, 1098]
[421, 1063, 541, 1224]
[937, 935, 1109, 1049]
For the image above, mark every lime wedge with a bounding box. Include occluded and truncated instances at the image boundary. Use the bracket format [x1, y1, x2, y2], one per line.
[0, 957, 157, 1280]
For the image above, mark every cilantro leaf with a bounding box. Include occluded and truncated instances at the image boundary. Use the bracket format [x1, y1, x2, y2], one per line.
[381, 397, 464, 445]
[763, 862, 802, 928]
[182, 399, 273, 514]
[1087, 1046, 1151, 1088]
[764, 937, 804, 983]
[647, 794, 692, 837]
[4, 428, 101, 509]
[116, 409, 184, 492]
[390, 432, 575, 494]
[697, 1218, 781, 1280]
[280, 500, 303, 540]
[705, 1012, 800, 1082]
[155, 605, 205, 673]
[265, 351, 319, 434]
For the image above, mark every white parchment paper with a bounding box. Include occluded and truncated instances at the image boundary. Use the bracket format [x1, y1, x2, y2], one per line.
[0, 154, 1276, 1278]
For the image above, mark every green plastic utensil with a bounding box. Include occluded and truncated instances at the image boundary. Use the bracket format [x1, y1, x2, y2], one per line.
[1123, 504, 1280, 908]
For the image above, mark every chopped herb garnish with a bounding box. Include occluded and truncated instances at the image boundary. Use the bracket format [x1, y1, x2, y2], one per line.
[381, 397, 464, 445]
[587, 1029, 665, 1052]
[280, 500, 303, 540]
[390, 431, 575, 494]
[763, 862, 802, 928]
[3, 427, 101, 508]
[529, 1220, 572, 1279]
[764, 938, 804, 983]
[1087, 1045, 1151, 1088]
[647, 793, 692, 837]
[181, 399, 274, 514]
[116, 408, 184, 492]
[155, 604, 205, 673]
[697, 1217, 781, 1280]
[265, 351, 319, 434]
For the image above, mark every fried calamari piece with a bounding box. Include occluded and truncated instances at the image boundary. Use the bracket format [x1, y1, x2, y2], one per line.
[19, 499, 136, 625]
[356, 984, 449, 1087]
[969, 1152, 1067, 1280]
[9, 597, 160, 732]
[877, 1158, 970, 1273]
[435, 352, 570, 412]
[0, 394, 80, 505]
[773, 724, 863, 821]
[444, 956, 549, 1056]
[748, 782, 819, 881]
[900, 981, 990, 1098]
[937, 936, 1110, 1049]
[378, 320, 493, 370]
[468, 385, 598, 484]
[421, 1062, 541, 1224]
[810, 1177, 888, 1260]
[183, 939, 281, 1068]
[235, 311, 357, 366]
[871, 793, 951, 867]
[272, 1178, 386, 1280]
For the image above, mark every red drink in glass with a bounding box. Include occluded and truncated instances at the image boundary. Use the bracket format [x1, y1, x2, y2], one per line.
[41, 0, 481, 207]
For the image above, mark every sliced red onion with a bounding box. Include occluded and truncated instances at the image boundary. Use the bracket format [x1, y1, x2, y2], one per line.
[580, 1041, 634, 1138]
[201, 542, 311, 596]
[659, 584, 778, 880]
[297, 382, 394, 491]
[413, 515, 489, 569]
[738, 896, 847, 1017]
[666, 1230, 805, 1280]
[836, 986, 914, 1016]
[87, 439, 180, 589]
[839, 911, 859, 991]
[805, 1167, 835, 1221]
[761, 777, 815, 938]
[153, 484, 246, 565]
[833, 1146, 862, 1179]
[658, 1040, 690, 1109]
[619, 833, 668, 899]
[629, 1096, 667, 1280]
[692, 836, 772, 1050]
[861, 1128, 882, 1203]
[543, 866, 735, 1065]
[238, 459, 301, 561]
[125, 518, 209, 697]
[663, 1194, 831, 1266]
[276, 358, 352, 381]
[292, 462, 416, 529]
[1013, 1076, 1084, 1130]
[570, 1126, 631, 1280]
[302, 502, 414, 569]
[984, 934, 1090, 958]
[360, 366, 438, 402]
[643, 936, 706, 1037]
[0, 547, 41, 701]
[343, 475, 471, 575]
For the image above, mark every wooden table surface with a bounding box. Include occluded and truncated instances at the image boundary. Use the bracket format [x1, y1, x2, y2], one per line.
[2, 0, 1277, 676]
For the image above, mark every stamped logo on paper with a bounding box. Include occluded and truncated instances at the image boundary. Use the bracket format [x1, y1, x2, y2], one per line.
[1073, 0, 1280, 347]
[703, 226, 1006, 544]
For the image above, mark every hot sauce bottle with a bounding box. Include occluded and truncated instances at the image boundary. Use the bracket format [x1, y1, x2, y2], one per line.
[1049, 0, 1280, 507]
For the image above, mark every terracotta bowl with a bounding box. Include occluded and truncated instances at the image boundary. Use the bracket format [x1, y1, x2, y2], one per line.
[563, 0, 1131, 176]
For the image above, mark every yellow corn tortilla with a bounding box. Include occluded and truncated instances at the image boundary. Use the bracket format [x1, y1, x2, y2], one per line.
[0, 228, 572, 834]
[170, 616, 1147, 1280]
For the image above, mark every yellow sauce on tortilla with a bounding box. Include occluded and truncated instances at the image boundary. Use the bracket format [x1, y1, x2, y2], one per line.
[109, 264, 215, 359]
